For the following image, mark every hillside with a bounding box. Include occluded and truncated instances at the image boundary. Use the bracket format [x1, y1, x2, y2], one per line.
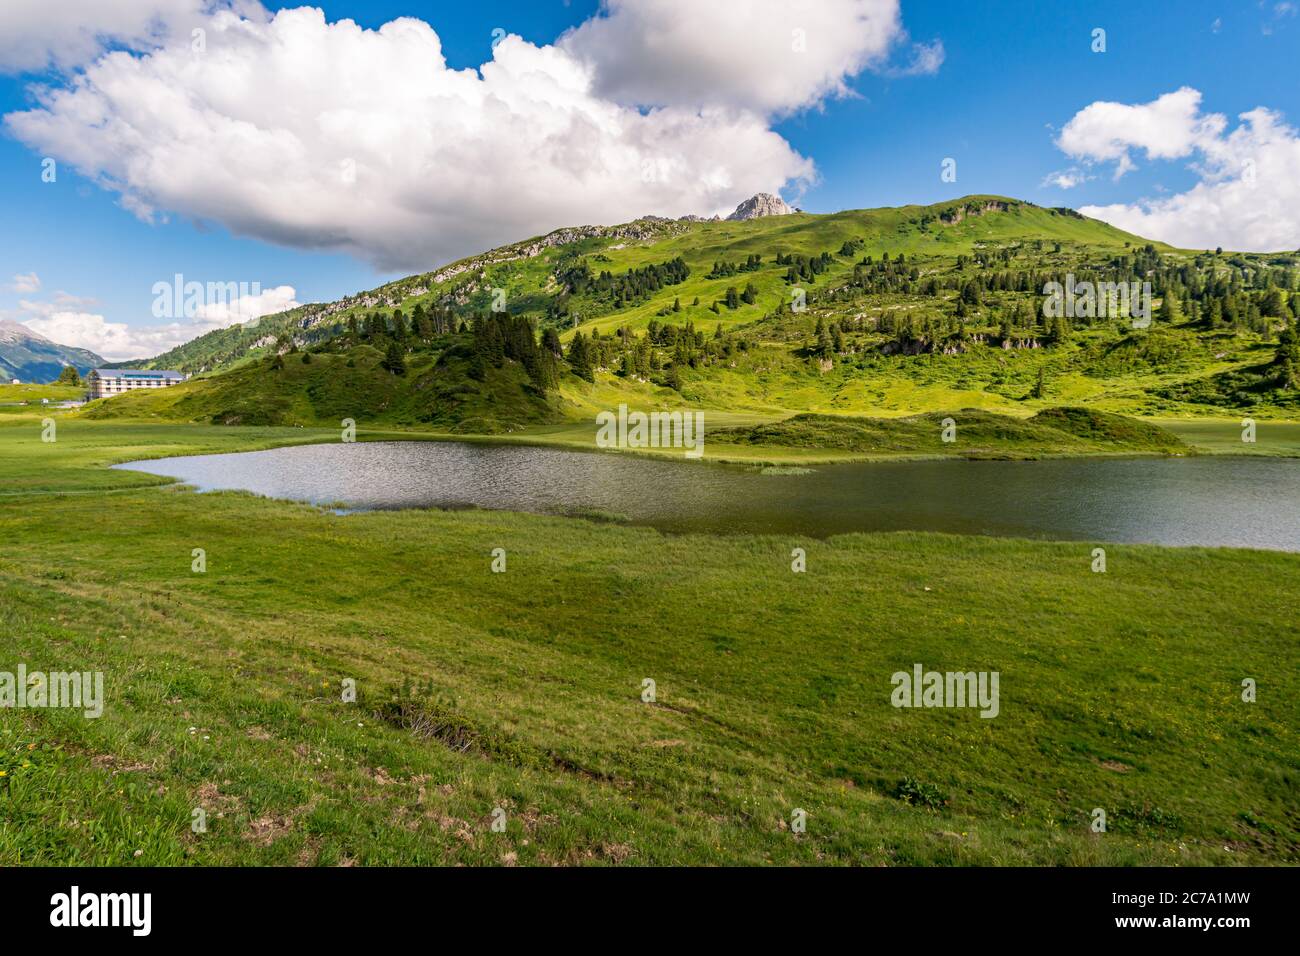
[130, 196, 1154, 374]
[0, 319, 104, 383]
[711, 407, 1188, 458]
[99, 195, 1298, 432]
[88, 338, 568, 432]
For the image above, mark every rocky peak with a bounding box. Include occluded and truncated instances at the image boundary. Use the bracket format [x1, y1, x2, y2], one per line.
[726, 192, 796, 221]
[0, 319, 51, 345]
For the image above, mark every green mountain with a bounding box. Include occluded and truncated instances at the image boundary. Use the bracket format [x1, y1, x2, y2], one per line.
[94, 194, 1299, 434]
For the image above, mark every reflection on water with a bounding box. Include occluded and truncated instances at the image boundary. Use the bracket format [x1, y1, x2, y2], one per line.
[114, 440, 1300, 551]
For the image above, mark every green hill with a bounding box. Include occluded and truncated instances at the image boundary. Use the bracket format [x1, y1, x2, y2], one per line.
[88, 340, 567, 432]
[97, 194, 1298, 433]
[129, 196, 1159, 374]
[711, 407, 1187, 457]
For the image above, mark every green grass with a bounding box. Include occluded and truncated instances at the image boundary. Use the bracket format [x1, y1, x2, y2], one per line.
[711, 407, 1187, 459]
[0, 415, 1296, 865]
[1157, 418, 1300, 457]
[83, 344, 565, 432]
[133, 198, 1155, 373]
[90, 194, 1297, 443]
[4, 202, 1296, 865]
[0, 382, 83, 412]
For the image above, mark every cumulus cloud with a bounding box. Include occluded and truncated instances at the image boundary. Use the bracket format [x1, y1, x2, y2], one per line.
[9, 272, 41, 294]
[4, 8, 829, 272]
[559, 0, 904, 115]
[18, 291, 99, 318]
[1056, 87, 1225, 179]
[191, 284, 298, 324]
[0, 0, 266, 73]
[22, 312, 146, 361]
[1054, 88, 1300, 252]
[18, 285, 297, 360]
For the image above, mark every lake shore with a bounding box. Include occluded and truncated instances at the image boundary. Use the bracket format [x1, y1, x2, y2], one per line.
[64, 406, 1300, 469]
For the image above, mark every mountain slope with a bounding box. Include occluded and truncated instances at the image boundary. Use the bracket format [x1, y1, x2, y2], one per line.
[100, 194, 1298, 430]
[132, 195, 1157, 375]
[86, 340, 568, 431]
[0, 320, 104, 383]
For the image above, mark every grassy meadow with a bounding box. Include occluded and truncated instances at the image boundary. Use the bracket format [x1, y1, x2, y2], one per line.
[4, 197, 1298, 866]
[0, 411, 1297, 865]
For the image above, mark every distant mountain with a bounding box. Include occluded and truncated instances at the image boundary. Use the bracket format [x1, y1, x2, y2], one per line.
[0, 320, 105, 383]
[727, 192, 796, 220]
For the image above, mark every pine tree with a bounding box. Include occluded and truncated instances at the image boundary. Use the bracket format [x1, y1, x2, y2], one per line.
[815, 317, 832, 357]
[414, 304, 434, 339]
[567, 332, 594, 382]
[1159, 294, 1180, 324]
[1276, 322, 1300, 389]
[542, 327, 563, 357]
[383, 341, 406, 375]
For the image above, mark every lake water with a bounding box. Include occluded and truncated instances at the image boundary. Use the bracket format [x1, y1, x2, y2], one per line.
[113, 440, 1300, 551]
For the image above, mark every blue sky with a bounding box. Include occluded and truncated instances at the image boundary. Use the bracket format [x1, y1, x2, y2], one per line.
[1, 0, 1297, 360]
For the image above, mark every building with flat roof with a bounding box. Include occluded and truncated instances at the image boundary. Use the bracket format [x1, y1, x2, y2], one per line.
[86, 369, 185, 400]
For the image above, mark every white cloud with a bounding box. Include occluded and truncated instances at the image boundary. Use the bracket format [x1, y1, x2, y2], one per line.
[9, 272, 41, 294]
[192, 284, 299, 324]
[559, 0, 905, 115]
[18, 291, 98, 318]
[4, 7, 825, 272]
[1056, 87, 1225, 179]
[1054, 89, 1300, 252]
[0, 0, 266, 73]
[22, 312, 140, 361]
[896, 38, 945, 76]
[1041, 168, 1092, 190]
[18, 285, 297, 360]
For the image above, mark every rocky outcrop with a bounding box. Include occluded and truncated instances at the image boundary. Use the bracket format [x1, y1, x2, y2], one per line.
[939, 200, 1018, 225]
[272, 216, 690, 335]
[726, 193, 796, 221]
